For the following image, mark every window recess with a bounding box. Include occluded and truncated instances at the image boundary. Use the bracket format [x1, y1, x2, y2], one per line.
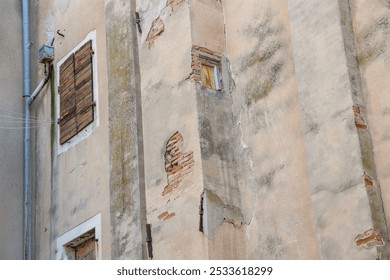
[64, 229, 97, 260]
[56, 213, 102, 260]
[190, 46, 222, 91]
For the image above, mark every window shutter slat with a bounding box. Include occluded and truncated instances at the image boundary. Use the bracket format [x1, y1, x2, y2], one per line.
[74, 40, 94, 132]
[59, 54, 75, 95]
[59, 87, 76, 104]
[59, 103, 77, 144]
[60, 63, 75, 82]
[75, 49, 93, 74]
[59, 54, 77, 144]
[59, 74, 75, 94]
[75, 63, 92, 89]
[60, 54, 74, 73]
[77, 108, 94, 133]
[76, 80, 93, 101]
[74, 40, 92, 74]
[60, 97, 76, 117]
[60, 117, 77, 144]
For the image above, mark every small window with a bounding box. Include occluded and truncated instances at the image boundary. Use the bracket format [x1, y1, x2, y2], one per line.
[64, 229, 96, 260]
[191, 46, 222, 91]
[56, 213, 101, 260]
[58, 39, 95, 145]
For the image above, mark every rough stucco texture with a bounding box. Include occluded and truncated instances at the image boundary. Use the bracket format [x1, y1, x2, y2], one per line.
[288, 0, 376, 259]
[350, 0, 390, 245]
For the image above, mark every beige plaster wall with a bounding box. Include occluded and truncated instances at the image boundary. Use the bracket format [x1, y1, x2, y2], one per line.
[32, 0, 111, 259]
[223, 0, 319, 259]
[350, 0, 390, 240]
[27, 0, 390, 260]
[138, 0, 208, 259]
[288, 0, 377, 259]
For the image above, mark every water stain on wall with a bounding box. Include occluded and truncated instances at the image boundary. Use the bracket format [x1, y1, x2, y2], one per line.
[240, 9, 287, 107]
[355, 10, 390, 67]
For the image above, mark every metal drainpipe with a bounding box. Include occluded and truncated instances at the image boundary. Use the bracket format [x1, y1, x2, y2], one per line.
[22, 1, 52, 259]
[29, 63, 51, 106]
[22, 0, 32, 260]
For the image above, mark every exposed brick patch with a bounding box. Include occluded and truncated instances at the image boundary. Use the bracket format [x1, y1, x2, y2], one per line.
[364, 172, 374, 188]
[158, 211, 169, 220]
[189, 52, 202, 82]
[355, 229, 385, 248]
[158, 211, 176, 221]
[162, 132, 194, 196]
[146, 17, 164, 49]
[353, 105, 367, 129]
[164, 213, 176, 220]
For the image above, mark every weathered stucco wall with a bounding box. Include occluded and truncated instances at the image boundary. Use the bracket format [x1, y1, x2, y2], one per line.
[190, 0, 224, 54]
[138, 0, 208, 259]
[189, 0, 247, 259]
[350, 0, 390, 254]
[32, 0, 111, 259]
[224, 0, 319, 259]
[105, 0, 146, 259]
[136, 0, 390, 260]
[24, 0, 390, 260]
[288, 0, 381, 259]
[0, 1, 23, 260]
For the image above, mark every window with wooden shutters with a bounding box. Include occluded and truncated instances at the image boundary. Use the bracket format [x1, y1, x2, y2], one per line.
[58, 40, 95, 145]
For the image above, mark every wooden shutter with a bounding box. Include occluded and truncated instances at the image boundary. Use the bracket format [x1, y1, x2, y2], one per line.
[59, 54, 77, 144]
[74, 40, 94, 133]
[58, 40, 94, 145]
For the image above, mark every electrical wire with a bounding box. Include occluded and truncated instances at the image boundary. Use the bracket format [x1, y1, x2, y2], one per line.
[0, 108, 40, 120]
[0, 109, 54, 129]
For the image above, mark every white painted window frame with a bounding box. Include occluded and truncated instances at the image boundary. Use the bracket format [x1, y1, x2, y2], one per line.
[213, 65, 221, 91]
[56, 213, 102, 260]
[56, 30, 99, 154]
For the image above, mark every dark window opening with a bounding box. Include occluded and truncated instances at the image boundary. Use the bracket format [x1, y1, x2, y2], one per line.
[64, 229, 96, 260]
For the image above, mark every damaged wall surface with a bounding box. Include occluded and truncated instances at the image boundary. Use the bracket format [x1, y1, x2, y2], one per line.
[223, 0, 319, 259]
[31, 0, 111, 259]
[3, 0, 390, 260]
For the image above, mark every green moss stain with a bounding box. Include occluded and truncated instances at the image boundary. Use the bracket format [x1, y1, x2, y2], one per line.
[240, 10, 287, 107]
[107, 6, 144, 219]
[206, 190, 224, 206]
[247, 79, 274, 106]
[358, 47, 380, 67]
[355, 13, 390, 68]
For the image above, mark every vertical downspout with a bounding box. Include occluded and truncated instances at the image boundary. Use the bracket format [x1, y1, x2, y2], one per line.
[22, 0, 32, 260]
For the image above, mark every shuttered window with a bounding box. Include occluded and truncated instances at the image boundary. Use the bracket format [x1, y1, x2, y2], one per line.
[58, 40, 95, 145]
